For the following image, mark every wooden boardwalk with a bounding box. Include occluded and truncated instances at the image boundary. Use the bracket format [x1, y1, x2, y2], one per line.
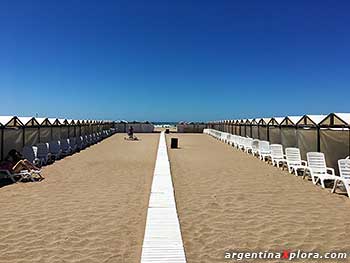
[141, 132, 187, 263]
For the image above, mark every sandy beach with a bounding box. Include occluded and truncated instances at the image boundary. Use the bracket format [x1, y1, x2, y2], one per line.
[0, 134, 159, 263]
[166, 134, 350, 263]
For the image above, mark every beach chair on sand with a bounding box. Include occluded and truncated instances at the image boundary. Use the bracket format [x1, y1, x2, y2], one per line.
[244, 138, 253, 154]
[0, 169, 37, 183]
[76, 136, 84, 151]
[36, 143, 53, 165]
[238, 137, 245, 150]
[60, 139, 72, 156]
[252, 139, 260, 156]
[48, 141, 62, 160]
[68, 138, 77, 152]
[304, 152, 337, 188]
[332, 159, 350, 198]
[257, 141, 271, 161]
[285, 148, 308, 176]
[270, 144, 287, 168]
[22, 145, 41, 167]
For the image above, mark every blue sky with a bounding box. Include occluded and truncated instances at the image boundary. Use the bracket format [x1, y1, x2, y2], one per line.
[0, 0, 349, 122]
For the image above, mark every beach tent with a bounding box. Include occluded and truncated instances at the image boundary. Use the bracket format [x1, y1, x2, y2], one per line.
[296, 115, 327, 159]
[251, 119, 259, 139]
[268, 117, 284, 144]
[0, 116, 24, 160]
[59, 119, 69, 139]
[245, 119, 253, 138]
[319, 113, 350, 172]
[49, 118, 62, 140]
[239, 119, 246, 136]
[280, 116, 301, 148]
[67, 119, 76, 137]
[36, 117, 52, 142]
[258, 118, 270, 141]
[18, 117, 40, 147]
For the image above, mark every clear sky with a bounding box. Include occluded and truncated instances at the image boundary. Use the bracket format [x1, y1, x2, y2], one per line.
[0, 0, 349, 122]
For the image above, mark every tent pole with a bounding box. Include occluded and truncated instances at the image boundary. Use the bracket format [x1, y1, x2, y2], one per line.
[1, 127, 3, 160]
[22, 126, 26, 148]
[317, 126, 320, 152]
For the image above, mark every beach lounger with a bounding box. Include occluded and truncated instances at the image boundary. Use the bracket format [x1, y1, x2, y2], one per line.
[244, 138, 253, 153]
[270, 144, 287, 168]
[0, 167, 42, 183]
[257, 141, 271, 161]
[48, 141, 62, 160]
[285, 148, 308, 176]
[22, 145, 41, 167]
[60, 139, 72, 156]
[252, 139, 260, 156]
[36, 143, 53, 165]
[68, 137, 77, 152]
[332, 159, 350, 198]
[304, 152, 337, 188]
[76, 136, 85, 150]
[238, 137, 245, 150]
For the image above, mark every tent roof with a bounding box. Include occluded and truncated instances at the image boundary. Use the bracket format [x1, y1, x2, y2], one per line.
[268, 117, 284, 126]
[280, 116, 303, 126]
[297, 114, 327, 126]
[18, 117, 40, 126]
[0, 116, 23, 127]
[320, 113, 350, 126]
[258, 118, 271, 125]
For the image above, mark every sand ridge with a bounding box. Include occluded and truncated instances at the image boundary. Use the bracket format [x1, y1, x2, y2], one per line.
[0, 133, 159, 263]
[166, 134, 350, 263]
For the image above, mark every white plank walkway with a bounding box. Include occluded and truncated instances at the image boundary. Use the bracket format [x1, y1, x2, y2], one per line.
[141, 131, 187, 263]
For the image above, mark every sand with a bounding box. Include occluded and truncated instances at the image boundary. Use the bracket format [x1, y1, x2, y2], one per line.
[166, 134, 350, 263]
[0, 134, 159, 263]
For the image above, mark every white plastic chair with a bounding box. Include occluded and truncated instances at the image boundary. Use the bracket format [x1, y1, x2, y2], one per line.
[48, 141, 62, 160]
[238, 137, 245, 150]
[68, 138, 77, 152]
[252, 139, 260, 156]
[285, 148, 308, 176]
[60, 139, 72, 156]
[244, 138, 253, 154]
[36, 143, 52, 165]
[257, 141, 271, 161]
[304, 152, 337, 188]
[332, 159, 350, 198]
[270, 144, 286, 168]
[22, 146, 41, 167]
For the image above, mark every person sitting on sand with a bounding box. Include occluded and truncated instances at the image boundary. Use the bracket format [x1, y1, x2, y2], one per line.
[0, 149, 41, 174]
[128, 126, 134, 139]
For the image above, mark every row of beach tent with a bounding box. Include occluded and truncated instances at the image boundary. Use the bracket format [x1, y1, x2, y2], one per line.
[0, 128, 117, 183]
[204, 129, 350, 198]
[0, 116, 155, 160]
[207, 113, 350, 174]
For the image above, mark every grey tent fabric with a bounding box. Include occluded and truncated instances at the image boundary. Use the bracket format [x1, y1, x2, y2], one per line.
[281, 127, 297, 148]
[297, 128, 318, 160]
[24, 127, 40, 146]
[52, 127, 61, 140]
[252, 126, 259, 139]
[320, 128, 350, 173]
[60, 126, 69, 139]
[240, 125, 246, 136]
[269, 127, 281, 144]
[246, 126, 252, 137]
[3, 128, 23, 157]
[39, 127, 52, 142]
[69, 126, 76, 138]
[258, 126, 268, 140]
